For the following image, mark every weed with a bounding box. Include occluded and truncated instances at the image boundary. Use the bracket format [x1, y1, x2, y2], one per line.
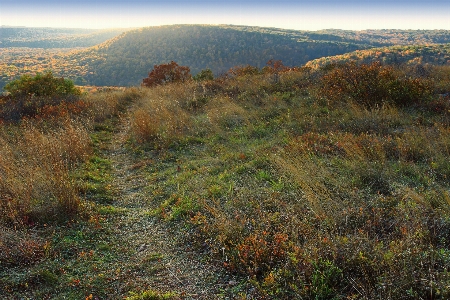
[125, 289, 178, 300]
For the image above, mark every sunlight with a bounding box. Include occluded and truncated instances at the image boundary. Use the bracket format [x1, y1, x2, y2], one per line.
[1, 2, 449, 30]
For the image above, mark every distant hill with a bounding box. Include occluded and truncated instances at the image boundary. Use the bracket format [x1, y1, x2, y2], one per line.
[317, 29, 450, 46]
[0, 26, 128, 48]
[305, 44, 450, 69]
[72, 24, 371, 86]
[2, 25, 450, 88]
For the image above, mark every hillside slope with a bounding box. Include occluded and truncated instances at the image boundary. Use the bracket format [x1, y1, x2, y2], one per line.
[74, 24, 369, 86]
[2, 25, 450, 89]
[305, 43, 450, 69]
[1, 62, 450, 298]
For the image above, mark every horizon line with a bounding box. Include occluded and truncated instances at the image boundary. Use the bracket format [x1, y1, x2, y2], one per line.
[2, 23, 450, 32]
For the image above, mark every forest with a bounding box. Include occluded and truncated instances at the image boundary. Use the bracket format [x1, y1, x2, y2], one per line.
[306, 44, 450, 70]
[2, 25, 450, 90]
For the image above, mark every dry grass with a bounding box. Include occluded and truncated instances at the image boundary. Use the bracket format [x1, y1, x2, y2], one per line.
[205, 95, 250, 132]
[1, 64, 450, 298]
[0, 119, 92, 226]
[83, 87, 141, 122]
[129, 65, 450, 298]
[129, 85, 193, 146]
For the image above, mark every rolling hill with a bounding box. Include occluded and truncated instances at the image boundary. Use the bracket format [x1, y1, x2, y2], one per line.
[305, 43, 450, 69]
[2, 25, 450, 89]
[0, 26, 129, 48]
[72, 24, 371, 86]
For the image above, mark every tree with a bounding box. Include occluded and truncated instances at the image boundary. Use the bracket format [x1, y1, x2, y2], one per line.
[193, 68, 214, 81]
[263, 59, 288, 74]
[263, 59, 289, 83]
[227, 65, 260, 77]
[320, 62, 432, 108]
[142, 61, 191, 87]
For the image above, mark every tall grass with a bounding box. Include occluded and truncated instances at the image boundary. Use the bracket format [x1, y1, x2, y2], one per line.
[83, 87, 141, 122]
[129, 84, 194, 147]
[131, 65, 450, 298]
[0, 119, 92, 226]
[2, 62, 449, 298]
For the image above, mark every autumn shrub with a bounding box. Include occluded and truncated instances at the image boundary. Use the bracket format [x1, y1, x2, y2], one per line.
[193, 68, 214, 81]
[142, 61, 191, 87]
[321, 62, 433, 108]
[234, 231, 290, 277]
[1, 72, 81, 121]
[33, 99, 91, 121]
[262, 59, 289, 75]
[227, 64, 260, 77]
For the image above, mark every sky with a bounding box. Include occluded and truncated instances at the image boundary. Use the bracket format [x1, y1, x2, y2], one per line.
[1, 0, 450, 31]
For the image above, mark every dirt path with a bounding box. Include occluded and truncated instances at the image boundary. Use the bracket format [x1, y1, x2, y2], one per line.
[102, 112, 233, 299]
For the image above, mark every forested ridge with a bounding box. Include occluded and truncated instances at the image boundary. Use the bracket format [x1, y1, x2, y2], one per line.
[306, 44, 450, 69]
[2, 25, 450, 89]
[78, 25, 370, 86]
[317, 29, 450, 46]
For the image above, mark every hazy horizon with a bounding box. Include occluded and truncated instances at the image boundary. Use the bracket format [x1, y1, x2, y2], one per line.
[1, 0, 449, 31]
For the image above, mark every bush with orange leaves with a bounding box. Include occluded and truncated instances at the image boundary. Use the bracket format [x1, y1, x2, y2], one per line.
[142, 61, 191, 87]
[320, 62, 433, 108]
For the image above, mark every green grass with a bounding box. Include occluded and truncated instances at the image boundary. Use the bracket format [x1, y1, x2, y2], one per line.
[125, 289, 178, 300]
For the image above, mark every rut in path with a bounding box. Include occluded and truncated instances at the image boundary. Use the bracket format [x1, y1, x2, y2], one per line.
[101, 112, 235, 299]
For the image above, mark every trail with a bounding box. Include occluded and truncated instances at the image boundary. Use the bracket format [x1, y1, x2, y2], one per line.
[101, 111, 232, 299]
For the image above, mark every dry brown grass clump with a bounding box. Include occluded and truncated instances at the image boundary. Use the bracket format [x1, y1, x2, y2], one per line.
[129, 85, 194, 146]
[0, 119, 92, 226]
[83, 87, 142, 122]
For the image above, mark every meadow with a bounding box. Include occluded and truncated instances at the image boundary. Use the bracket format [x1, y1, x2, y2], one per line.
[1, 62, 450, 299]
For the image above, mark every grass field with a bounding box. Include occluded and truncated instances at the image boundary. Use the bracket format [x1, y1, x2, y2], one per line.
[1, 63, 450, 299]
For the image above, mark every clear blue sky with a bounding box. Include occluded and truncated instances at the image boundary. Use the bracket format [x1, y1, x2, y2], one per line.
[1, 0, 449, 30]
